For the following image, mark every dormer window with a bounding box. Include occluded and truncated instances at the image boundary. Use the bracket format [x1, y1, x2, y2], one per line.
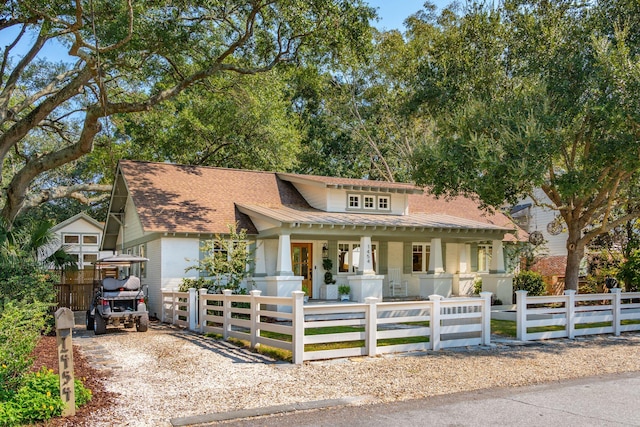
[347, 193, 391, 212]
[364, 195, 375, 209]
[348, 194, 361, 208]
[378, 196, 390, 210]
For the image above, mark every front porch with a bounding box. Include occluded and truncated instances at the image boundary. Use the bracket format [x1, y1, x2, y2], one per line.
[250, 235, 513, 304]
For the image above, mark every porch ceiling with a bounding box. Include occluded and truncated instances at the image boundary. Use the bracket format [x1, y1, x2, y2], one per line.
[236, 203, 513, 234]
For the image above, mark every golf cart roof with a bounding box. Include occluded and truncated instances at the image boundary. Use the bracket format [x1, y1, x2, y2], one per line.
[94, 254, 149, 267]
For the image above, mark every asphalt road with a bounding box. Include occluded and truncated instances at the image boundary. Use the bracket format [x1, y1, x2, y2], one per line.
[208, 371, 640, 426]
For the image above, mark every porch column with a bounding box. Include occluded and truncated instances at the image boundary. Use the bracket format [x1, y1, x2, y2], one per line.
[276, 232, 293, 276]
[490, 239, 505, 273]
[254, 240, 266, 277]
[428, 238, 444, 273]
[358, 235, 375, 275]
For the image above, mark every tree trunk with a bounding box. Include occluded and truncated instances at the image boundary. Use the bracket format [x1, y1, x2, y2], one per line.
[564, 225, 586, 291]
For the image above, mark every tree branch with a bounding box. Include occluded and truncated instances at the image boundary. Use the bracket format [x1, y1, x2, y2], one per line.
[22, 183, 113, 210]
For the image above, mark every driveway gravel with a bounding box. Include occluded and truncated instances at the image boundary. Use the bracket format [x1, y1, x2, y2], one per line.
[73, 321, 640, 426]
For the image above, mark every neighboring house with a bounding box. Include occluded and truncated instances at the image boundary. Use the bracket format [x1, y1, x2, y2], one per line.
[510, 188, 573, 293]
[49, 212, 113, 282]
[102, 160, 522, 318]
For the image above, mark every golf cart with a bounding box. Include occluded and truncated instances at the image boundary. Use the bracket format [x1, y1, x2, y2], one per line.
[86, 254, 149, 335]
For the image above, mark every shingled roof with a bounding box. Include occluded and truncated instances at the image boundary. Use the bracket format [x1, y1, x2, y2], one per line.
[117, 161, 309, 235]
[111, 160, 522, 240]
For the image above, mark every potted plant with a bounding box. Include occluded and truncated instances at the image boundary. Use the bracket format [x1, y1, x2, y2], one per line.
[338, 284, 350, 301]
[302, 285, 310, 303]
[323, 258, 336, 284]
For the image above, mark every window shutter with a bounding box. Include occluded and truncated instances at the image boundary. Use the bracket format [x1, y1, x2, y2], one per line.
[403, 242, 412, 274]
[470, 243, 478, 272]
[378, 242, 388, 274]
[328, 240, 338, 274]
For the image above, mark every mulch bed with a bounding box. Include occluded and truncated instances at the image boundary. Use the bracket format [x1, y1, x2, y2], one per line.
[30, 336, 117, 426]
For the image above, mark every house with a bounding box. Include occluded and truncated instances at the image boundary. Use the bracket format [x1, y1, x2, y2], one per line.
[510, 188, 574, 293]
[48, 212, 113, 283]
[102, 160, 521, 318]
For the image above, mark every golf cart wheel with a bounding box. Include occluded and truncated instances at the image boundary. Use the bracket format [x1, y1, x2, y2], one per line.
[94, 313, 107, 335]
[85, 310, 94, 331]
[136, 313, 149, 332]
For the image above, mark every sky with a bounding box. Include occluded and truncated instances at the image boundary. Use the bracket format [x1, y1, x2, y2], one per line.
[366, 0, 451, 30]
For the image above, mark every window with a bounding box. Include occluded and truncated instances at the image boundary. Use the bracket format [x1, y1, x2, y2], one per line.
[82, 235, 98, 244]
[478, 244, 492, 272]
[63, 235, 79, 244]
[139, 244, 147, 278]
[378, 196, 390, 210]
[83, 254, 97, 264]
[412, 243, 431, 272]
[338, 242, 377, 273]
[363, 195, 375, 209]
[348, 194, 360, 208]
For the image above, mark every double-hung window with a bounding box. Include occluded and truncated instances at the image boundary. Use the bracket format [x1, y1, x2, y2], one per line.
[338, 242, 377, 273]
[477, 244, 492, 272]
[412, 243, 431, 273]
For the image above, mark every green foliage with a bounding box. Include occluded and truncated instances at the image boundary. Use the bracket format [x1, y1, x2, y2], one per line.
[617, 249, 640, 292]
[585, 249, 623, 292]
[0, 302, 50, 398]
[178, 278, 216, 293]
[473, 277, 483, 295]
[187, 224, 255, 293]
[338, 285, 351, 295]
[513, 271, 546, 296]
[322, 258, 336, 284]
[0, 367, 92, 426]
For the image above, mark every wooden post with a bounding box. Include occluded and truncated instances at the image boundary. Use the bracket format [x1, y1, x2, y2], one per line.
[611, 288, 622, 336]
[516, 290, 527, 341]
[55, 308, 75, 417]
[199, 288, 207, 333]
[292, 291, 305, 364]
[429, 295, 442, 350]
[365, 297, 378, 357]
[565, 290, 576, 339]
[188, 288, 197, 331]
[222, 289, 233, 339]
[250, 290, 262, 349]
[479, 292, 492, 345]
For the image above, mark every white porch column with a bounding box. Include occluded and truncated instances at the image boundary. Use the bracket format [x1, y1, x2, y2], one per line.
[254, 239, 266, 277]
[358, 235, 375, 275]
[428, 238, 444, 273]
[276, 232, 293, 276]
[490, 239, 505, 273]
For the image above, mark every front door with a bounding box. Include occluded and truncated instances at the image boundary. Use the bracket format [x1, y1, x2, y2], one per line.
[292, 243, 313, 298]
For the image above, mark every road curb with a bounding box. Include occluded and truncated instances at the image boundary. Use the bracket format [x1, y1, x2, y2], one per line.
[169, 396, 368, 426]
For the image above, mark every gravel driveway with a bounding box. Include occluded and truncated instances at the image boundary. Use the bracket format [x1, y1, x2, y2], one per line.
[73, 320, 640, 426]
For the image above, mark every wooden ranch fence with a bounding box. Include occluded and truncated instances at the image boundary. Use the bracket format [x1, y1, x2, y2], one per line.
[53, 283, 94, 311]
[516, 289, 640, 341]
[161, 289, 493, 364]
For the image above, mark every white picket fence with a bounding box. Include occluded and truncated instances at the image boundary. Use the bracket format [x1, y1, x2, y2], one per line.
[515, 289, 640, 341]
[161, 289, 493, 364]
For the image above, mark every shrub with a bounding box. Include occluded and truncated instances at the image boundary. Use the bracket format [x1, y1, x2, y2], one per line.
[0, 302, 49, 397]
[617, 249, 640, 292]
[513, 270, 546, 296]
[0, 258, 57, 309]
[0, 367, 92, 425]
[473, 277, 482, 295]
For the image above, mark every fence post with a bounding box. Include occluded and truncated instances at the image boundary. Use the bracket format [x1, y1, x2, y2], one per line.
[565, 290, 576, 339]
[222, 289, 233, 339]
[516, 290, 528, 341]
[250, 290, 262, 349]
[172, 289, 178, 326]
[365, 297, 378, 357]
[611, 288, 622, 336]
[199, 288, 207, 333]
[429, 295, 442, 350]
[292, 291, 305, 365]
[479, 292, 492, 345]
[188, 288, 197, 331]
[161, 289, 167, 324]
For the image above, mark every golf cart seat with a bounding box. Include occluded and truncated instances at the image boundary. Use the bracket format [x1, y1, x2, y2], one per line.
[102, 276, 141, 291]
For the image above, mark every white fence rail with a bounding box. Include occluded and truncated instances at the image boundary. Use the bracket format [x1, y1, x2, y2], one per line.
[161, 288, 493, 364]
[516, 289, 640, 341]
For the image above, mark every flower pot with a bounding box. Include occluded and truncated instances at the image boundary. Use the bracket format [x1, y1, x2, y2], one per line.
[340, 294, 350, 301]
